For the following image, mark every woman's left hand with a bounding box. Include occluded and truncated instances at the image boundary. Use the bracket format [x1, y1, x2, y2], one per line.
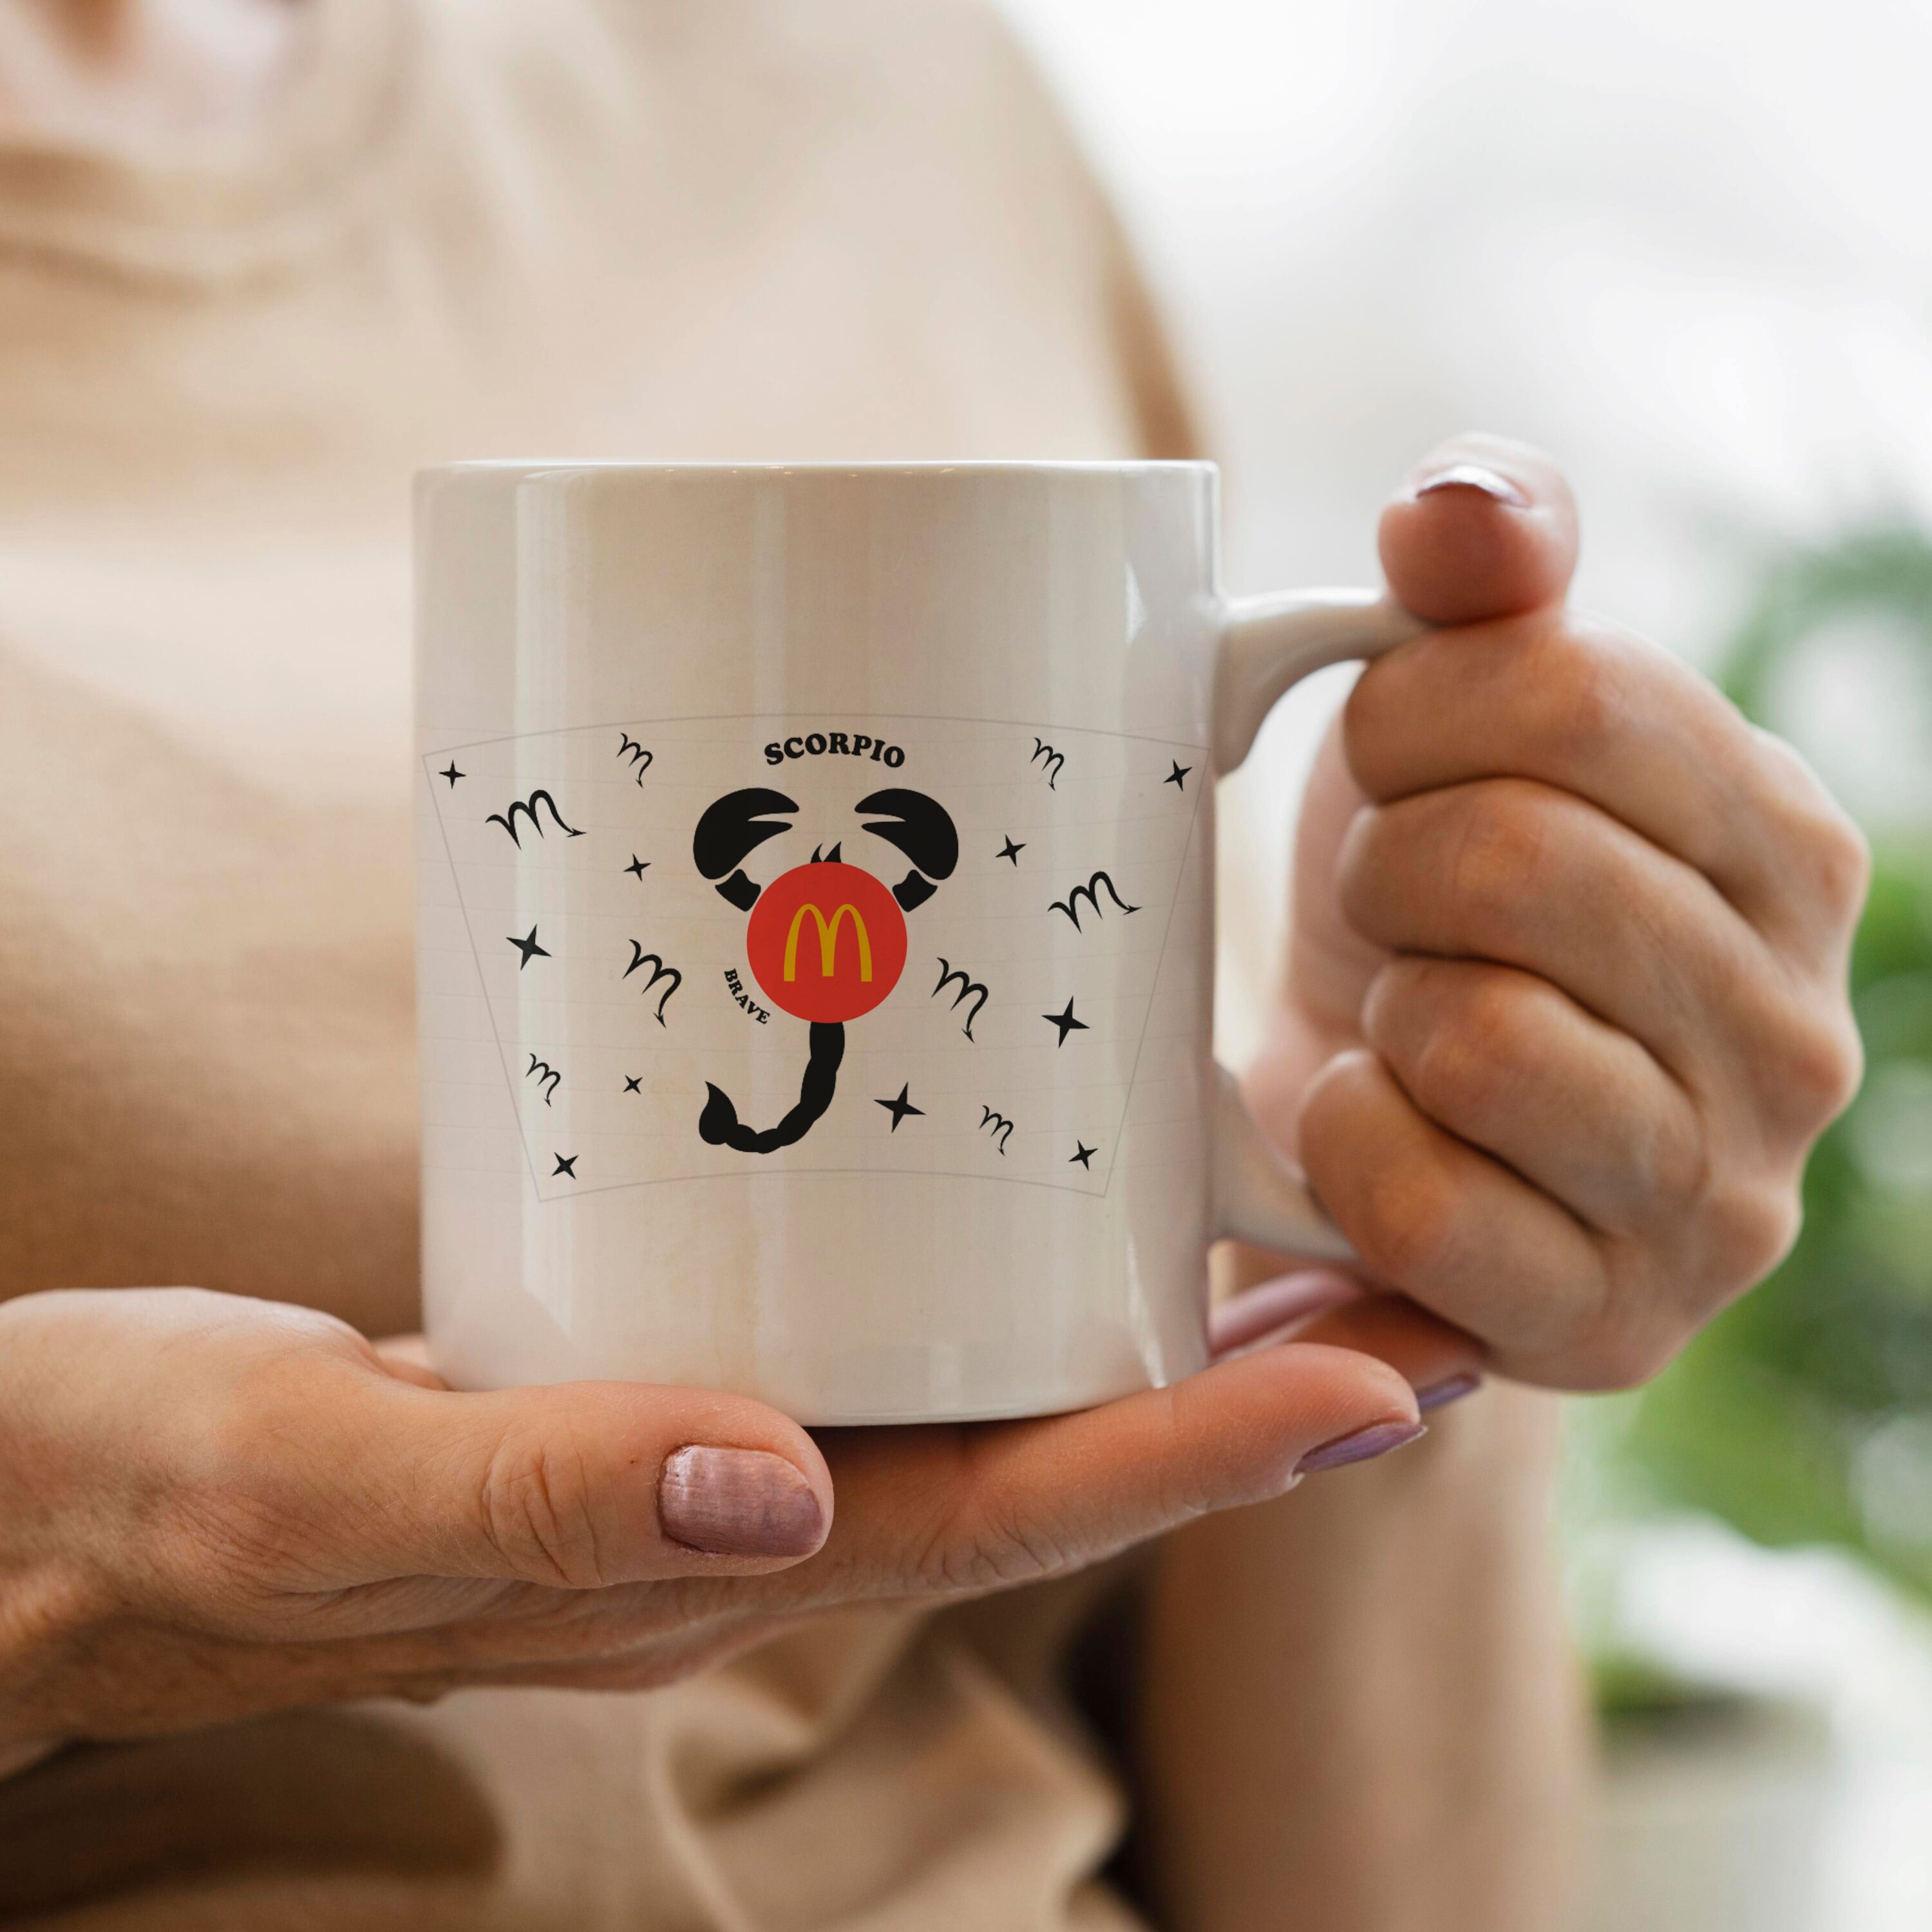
[1242, 433, 1868, 1391]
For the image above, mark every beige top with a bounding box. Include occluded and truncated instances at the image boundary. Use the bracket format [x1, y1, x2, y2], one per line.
[0, 0, 1192, 1922]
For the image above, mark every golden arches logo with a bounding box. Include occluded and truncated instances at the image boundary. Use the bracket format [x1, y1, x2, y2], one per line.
[783, 902, 872, 983]
[746, 861, 905, 1023]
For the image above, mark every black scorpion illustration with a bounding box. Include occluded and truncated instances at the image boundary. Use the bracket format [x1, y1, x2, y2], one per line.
[1030, 739, 1065, 789]
[691, 786, 958, 1153]
[979, 1106, 1015, 1155]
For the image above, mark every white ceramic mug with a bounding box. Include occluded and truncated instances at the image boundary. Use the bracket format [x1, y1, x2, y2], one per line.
[415, 462, 1423, 1422]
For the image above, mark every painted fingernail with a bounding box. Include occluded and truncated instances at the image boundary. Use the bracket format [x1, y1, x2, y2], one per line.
[1417, 1372, 1482, 1414]
[1410, 462, 1528, 508]
[659, 1446, 826, 1557]
[1294, 1420, 1427, 1476]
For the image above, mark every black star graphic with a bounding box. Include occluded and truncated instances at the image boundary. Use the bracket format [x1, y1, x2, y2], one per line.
[997, 836, 1026, 865]
[623, 1075, 642, 1094]
[1043, 997, 1089, 1048]
[876, 1083, 925, 1132]
[1165, 760, 1192, 790]
[625, 855, 650, 880]
[440, 762, 464, 787]
[1070, 1141, 1097, 1169]
[507, 926, 551, 969]
[552, 1153, 577, 1178]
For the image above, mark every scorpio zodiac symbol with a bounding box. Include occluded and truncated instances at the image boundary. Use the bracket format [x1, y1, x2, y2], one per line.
[690, 785, 959, 1153]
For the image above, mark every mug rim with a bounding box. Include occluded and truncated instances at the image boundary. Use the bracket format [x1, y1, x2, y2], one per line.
[416, 458, 1218, 480]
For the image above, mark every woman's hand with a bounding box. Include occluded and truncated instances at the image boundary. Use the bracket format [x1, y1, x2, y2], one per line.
[0, 1286, 1419, 1752]
[1245, 433, 1868, 1390]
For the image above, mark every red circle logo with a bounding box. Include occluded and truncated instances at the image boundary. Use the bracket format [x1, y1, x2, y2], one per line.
[745, 862, 909, 1023]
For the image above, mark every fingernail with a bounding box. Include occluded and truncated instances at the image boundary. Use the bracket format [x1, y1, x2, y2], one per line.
[1411, 462, 1528, 508]
[1417, 1372, 1482, 1414]
[659, 1446, 826, 1557]
[1294, 1420, 1427, 1477]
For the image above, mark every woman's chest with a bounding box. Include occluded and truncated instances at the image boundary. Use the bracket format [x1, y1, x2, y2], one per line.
[0, 534, 422, 1336]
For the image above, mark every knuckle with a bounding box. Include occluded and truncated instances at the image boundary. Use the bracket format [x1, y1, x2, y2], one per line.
[1641, 1102, 1712, 1220]
[1524, 622, 1634, 764]
[1334, 806, 1398, 940]
[1571, 1313, 1682, 1393]
[1446, 783, 1551, 940]
[478, 1421, 607, 1590]
[1766, 1005, 1865, 1133]
[1342, 656, 1401, 763]
[1350, 1146, 1461, 1284]
[1702, 1182, 1803, 1292]
[1548, 1256, 1681, 1392]
[1804, 804, 1872, 925]
[1757, 730, 1873, 925]
[1302, 1054, 1461, 1284]
[1561, 1182, 1797, 1394]
[1403, 971, 1532, 1128]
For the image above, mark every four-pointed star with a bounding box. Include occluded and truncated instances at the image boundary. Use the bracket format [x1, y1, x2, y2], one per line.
[1043, 996, 1088, 1047]
[440, 762, 464, 787]
[1164, 760, 1191, 790]
[996, 835, 1026, 864]
[1070, 1141, 1097, 1168]
[625, 855, 650, 879]
[507, 925, 551, 969]
[623, 1075, 643, 1094]
[552, 1153, 577, 1178]
[875, 1083, 925, 1131]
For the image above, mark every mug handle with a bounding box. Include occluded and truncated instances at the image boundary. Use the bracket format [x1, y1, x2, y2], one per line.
[1209, 588, 1429, 1261]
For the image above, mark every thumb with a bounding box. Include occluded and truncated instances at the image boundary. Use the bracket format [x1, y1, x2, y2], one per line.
[1378, 433, 1578, 625]
[1260, 435, 1580, 1058]
[313, 1371, 835, 1587]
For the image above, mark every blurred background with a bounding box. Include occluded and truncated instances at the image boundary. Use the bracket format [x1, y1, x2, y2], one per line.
[996, 0, 1932, 1924]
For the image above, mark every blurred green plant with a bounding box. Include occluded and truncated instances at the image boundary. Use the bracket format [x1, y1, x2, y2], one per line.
[1610, 525, 1932, 1600]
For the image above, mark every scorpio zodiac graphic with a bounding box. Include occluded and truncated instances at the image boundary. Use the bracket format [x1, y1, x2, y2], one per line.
[690, 785, 959, 1153]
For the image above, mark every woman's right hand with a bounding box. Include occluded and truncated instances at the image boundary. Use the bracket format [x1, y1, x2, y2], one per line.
[0, 1285, 1432, 1754]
